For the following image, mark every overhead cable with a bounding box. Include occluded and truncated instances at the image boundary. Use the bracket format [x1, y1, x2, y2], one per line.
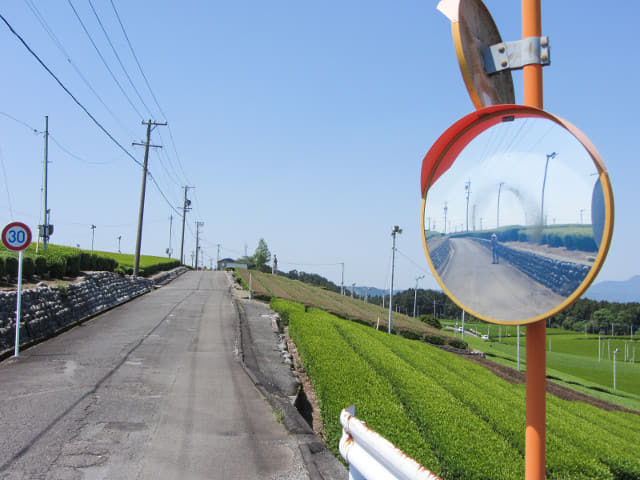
[66, 0, 144, 119]
[0, 12, 143, 169]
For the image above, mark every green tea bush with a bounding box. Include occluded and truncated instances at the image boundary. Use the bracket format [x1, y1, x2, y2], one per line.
[270, 300, 636, 479]
[22, 257, 35, 279]
[5, 256, 17, 277]
[34, 256, 47, 276]
[48, 255, 67, 278]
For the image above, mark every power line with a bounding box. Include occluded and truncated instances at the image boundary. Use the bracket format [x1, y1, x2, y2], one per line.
[0, 111, 39, 134]
[22, 0, 134, 137]
[0, 12, 143, 169]
[0, 146, 15, 219]
[110, 0, 192, 185]
[65, 0, 144, 119]
[86, 0, 153, 117]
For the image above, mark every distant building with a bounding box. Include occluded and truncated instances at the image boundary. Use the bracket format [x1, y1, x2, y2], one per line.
[217, 258, 248, 270]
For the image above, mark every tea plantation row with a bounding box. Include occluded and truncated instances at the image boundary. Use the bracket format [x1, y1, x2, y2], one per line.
[271, 299, 640, 480]
[0, 243, 180, 279]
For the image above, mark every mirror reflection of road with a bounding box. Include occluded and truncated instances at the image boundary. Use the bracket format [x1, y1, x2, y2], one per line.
[440, 237, 565, 321]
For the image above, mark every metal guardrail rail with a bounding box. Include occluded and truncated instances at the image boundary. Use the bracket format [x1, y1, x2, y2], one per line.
[339, 406, 442, 480]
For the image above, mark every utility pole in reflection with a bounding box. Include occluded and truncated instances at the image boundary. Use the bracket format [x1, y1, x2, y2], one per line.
[540, 152, 557, 225]
[443, 202, 448, 234]
[132, 120, 166, 276]
[497, 182, 504, 230]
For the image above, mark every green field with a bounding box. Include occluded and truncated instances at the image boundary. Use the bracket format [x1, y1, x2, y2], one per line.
[274, 299, 640, 480]
[442, 320, 640, 411]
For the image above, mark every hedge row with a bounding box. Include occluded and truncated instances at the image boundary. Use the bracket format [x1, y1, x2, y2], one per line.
[272, 299, 640, 480]
[271, 299, 442, 474]
[0, 246, 180, 280]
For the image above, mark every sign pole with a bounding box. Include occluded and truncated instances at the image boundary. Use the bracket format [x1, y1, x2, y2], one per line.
[15, 250, 24, 357]
[522, 0, 546, 479]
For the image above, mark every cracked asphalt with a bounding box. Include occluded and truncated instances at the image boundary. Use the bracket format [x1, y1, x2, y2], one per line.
[0, 271, 323, 479]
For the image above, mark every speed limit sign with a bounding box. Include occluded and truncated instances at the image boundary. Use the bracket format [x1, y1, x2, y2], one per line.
[2, 222, 32, 251]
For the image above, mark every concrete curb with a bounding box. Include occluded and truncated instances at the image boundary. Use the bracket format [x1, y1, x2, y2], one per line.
[232, 296, 347, 480]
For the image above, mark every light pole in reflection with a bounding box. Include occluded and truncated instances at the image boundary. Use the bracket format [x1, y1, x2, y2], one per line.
[465, 179, 471, 232]
[388, 225, 402, 334]
[540, 152, 557, 225]
[443, 202, 448, 234]
[497, 182, 504, 229]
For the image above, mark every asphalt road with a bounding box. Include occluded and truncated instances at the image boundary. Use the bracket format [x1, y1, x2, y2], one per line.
[0, 271, 307, 479]
[441, 237, 565, 321]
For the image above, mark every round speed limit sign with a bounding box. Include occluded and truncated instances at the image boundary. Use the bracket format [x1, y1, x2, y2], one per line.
[2, 222, 32, 251]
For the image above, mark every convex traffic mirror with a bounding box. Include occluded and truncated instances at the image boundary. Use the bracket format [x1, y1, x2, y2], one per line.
[421, 105, 613, 325]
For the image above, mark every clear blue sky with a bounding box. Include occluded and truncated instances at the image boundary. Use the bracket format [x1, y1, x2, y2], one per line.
[0, 1, 638, 292]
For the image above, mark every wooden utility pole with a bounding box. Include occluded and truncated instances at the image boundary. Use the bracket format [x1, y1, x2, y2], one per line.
[41, 116, 51, 251]
[132, 120, 166, 276]
[179, 185, 192, 265]
[194, 221, 204, 269]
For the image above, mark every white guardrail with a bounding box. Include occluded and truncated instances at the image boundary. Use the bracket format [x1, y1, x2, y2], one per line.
[339, 406, 442, 480]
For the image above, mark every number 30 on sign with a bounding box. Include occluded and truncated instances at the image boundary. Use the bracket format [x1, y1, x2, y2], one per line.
[2, 222, 32, 251]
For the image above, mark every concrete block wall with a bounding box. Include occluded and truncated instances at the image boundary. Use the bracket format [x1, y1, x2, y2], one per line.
[474, 238, 591, 296]
[0, 272, 152, 353]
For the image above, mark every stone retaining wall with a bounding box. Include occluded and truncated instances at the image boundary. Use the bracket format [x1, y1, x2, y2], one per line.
[0, 272, 153, 353]
[473, 238, 591, 296]
[426, 236, 451, 273]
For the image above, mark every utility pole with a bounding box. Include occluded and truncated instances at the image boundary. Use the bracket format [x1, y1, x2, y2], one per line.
[195, 221, 204, 270]
[465, 179, 471, 232]
[217, 243, 221, 269]
[90, 224, 96, 252]
[132, 120, 166, 276]
[388, 226, 402, 334]
[540, 152, 557, 225]
[167, 215, 173, 258]
[117, 235, 122, 253]
[413, 275, 425, 318]
[40, 116, 52, 251]
[180, 186, 193, 265]
[340, 262, 345, 295]
[443, 202, 448, 234]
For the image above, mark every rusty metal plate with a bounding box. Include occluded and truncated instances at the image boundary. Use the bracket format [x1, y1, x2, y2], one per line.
[438, 0, 515, 109]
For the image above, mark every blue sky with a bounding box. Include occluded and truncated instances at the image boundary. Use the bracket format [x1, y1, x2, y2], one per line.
[0, 1, 638, 292]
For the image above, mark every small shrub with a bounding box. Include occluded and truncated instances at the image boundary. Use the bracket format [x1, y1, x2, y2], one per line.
[423, 334, 445, 345]
[447, 338, 468, 350]
[114, 266, 127, 275]
[419, 314, 442, 329]
[398, 329, 422, 340]
[57, 284, 69, 298]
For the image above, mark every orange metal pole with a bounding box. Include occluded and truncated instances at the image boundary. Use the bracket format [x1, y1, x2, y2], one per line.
[523, 0, 546, 479]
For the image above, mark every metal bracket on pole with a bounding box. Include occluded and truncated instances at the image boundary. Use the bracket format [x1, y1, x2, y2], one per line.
[482, 36, 550, 74]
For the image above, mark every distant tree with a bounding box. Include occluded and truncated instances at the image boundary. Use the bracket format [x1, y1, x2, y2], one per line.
[253, 238, 271, 272]
[235, 256, 255, 268]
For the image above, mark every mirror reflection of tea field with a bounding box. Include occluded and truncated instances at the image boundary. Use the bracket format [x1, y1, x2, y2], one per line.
[443, 320, 640, 411]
